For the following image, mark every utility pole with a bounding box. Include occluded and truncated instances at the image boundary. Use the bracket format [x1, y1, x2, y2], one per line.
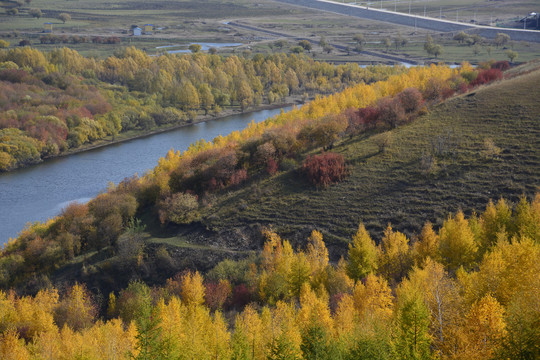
[456, 10, 458, 22]
[409, 0, 411, 14]
[440, 7, 442, 19]
[424, 5, 426, 17]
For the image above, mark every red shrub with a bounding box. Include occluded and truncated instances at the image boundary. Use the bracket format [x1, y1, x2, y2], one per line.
[266, 158, 278, 175]
[345, 106, 380, 136]
[397, 87, 423, 114]
[377, 97, 406, 128]
[0, 69, 31, 84]
[302, 152, 346, 187]
[205, 280, 232, 311]
[358, 106, 380, 128]
[441, 87, 455, 99]
[491, 61, 510, 71]
[470, 68, 502, 87]
[229, 168, 248, 186]
[230, 283, 252, 308]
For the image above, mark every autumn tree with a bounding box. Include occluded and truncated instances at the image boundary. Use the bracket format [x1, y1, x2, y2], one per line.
[305, 230, 329, 292]
[29, 8, 42, 18]
[353, 273, 394, 322]
[464, 294, 506, 359]
[301, 152, 347, 187]
[58, 13, 71, 23]
[54, 283, 96, 331]
[298, 40, 312, 52]
[189, 44, 202, 53]
[198, 83, 215, 115]
[347, 222, 378, 281]
[353, 34, 365, 49]
[438, 210, 478, 272]
[413, 222, 439, 264]
[378, 225, 412, 284]
[180, 271, 206, 307]
[383, 37, 392, 51]
[494, 33, 510, 48]
[131, 286, 164, 359]
[237, 79, 254, 112]
[453, 31, 468, 44]
[505, 50, 518, 63]
[395, 292, 432, 360]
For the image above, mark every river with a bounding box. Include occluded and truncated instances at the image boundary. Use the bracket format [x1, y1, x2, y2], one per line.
[0, 106, 292, 244]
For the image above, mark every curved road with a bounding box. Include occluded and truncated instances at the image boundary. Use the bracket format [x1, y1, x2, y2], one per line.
[273, 0, 540, 43]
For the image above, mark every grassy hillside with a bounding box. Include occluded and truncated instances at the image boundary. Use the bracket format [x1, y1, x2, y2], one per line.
[4, 62, 538, 295]
[149, 63, 540, 258]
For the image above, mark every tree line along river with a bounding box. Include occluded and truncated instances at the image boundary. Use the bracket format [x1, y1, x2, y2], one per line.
[0, 106, 292, 245]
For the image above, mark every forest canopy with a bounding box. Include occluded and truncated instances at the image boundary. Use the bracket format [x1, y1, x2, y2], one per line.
[0, 47, 407, 170]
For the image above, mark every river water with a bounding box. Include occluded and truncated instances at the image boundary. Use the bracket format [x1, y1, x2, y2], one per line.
[0, 106, 292, 244]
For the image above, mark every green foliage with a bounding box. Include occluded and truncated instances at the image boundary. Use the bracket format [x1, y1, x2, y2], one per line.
[268, 334, 301, 360]
[158, 193, 199, 224]
[29, 8, 42, 18]
[58, 13, 71, 23]
[347, 223, 378, 281]
[395, 294, 432, 360]
[131, 285, 164, 360]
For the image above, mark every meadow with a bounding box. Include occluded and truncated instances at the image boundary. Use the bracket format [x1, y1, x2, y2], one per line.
[2, 0, 540, 63]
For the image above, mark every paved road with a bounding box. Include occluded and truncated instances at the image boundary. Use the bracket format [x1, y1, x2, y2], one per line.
[272, 0, 540, 43]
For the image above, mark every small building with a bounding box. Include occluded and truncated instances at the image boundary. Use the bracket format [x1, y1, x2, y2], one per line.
[43, 22, 53, 33]
[143, 24, 153, 35]
[132, 27, 142, 36]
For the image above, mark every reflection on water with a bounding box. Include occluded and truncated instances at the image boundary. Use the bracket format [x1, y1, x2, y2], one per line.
[0, 107, 291, 244]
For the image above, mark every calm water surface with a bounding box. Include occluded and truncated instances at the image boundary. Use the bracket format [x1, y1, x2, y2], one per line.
[0, 107, 291, 244]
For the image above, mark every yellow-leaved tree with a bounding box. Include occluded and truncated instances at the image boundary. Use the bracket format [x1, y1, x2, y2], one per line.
[439, 210, 478, 272]
[347, 223, 378, 281]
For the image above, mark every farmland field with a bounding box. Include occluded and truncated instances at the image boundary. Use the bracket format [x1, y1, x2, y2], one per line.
[1, 0, 539, 63]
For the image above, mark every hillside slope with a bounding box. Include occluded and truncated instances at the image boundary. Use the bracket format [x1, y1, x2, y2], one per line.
[170, 66, 540, 257]
[8, 64, 539, 294]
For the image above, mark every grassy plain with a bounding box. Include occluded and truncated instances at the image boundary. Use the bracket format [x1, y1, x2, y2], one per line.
[143, 64, 540, 258]
[2, 0, 540, 63]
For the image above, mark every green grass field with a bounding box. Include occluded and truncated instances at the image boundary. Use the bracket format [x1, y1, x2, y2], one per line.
[143, 63, 540, 258]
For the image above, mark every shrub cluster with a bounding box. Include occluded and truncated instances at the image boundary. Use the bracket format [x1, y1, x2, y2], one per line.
[302, 152, 346, 187]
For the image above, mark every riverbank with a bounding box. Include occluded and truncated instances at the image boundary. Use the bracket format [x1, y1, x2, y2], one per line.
[59, 102, 299, 156]
[1, 105, 295, 243]
[7, 101, 300, 173]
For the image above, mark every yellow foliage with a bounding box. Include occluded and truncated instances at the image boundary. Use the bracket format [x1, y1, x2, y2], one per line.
[234, 305, 268, 360]
[297, 283, 333, 333]
[459, 294, 507, 359]
[459, 236, 540, 306]
[353, 273, 394, 322]
[334, 294, 356, 341]
[180, 271, 206, 307]
[0, 329, 30, 360]
[413, 221, 440, 265]
[378, 224, 412, 282]
[439, 210, 478, 271]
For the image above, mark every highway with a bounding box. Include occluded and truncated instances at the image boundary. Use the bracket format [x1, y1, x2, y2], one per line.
[272, 0, 540, 43]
